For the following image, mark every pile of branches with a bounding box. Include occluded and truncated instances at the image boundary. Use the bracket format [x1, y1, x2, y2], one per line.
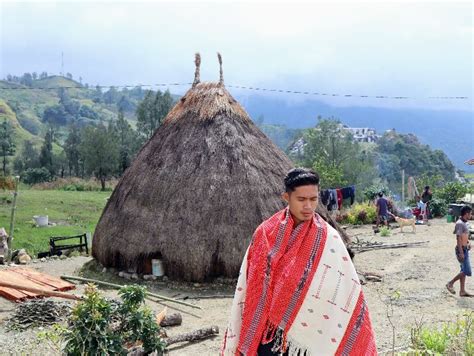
[6, 299, 72, 331]
[350, 235, 429, 253]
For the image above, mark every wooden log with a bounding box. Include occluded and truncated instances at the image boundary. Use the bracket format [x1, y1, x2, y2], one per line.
[165, 325, 219, 346]
[0, 280, 81, 301]
[160, 313, 182, 327]
[61, 275, 201, 310]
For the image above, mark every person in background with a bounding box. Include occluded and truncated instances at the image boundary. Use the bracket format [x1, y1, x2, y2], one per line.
[446, 205, 472, 297]
[421, 186, 433, 219]
[416, 196, 428, 223]
[376, 192, 389, 229]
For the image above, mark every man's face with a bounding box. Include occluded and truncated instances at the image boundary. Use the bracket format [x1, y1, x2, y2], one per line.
[463, 210, 472, 220]
[283, 184, 319, 225]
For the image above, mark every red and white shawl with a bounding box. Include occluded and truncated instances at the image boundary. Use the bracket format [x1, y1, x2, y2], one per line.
[221, 208, 377, 356]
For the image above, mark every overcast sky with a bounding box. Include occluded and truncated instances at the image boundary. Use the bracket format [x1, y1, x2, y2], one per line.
[1, 1, 472, 110]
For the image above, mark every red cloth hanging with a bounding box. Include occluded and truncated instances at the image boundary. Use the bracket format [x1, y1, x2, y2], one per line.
[336, 189, 343, 210]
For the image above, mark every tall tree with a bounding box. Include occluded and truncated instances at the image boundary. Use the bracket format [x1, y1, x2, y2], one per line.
[0, 120, 16, 176]
[301, 117, 377, 191]
[103, 86, 119, 105]
[112, 109, 141, 174]
[136, 90, 173, 139]
[39, 127, 55, 178]
[79, 124, 119, 190]
[20, 140, 39, 170]
[64, 124, 82, 176]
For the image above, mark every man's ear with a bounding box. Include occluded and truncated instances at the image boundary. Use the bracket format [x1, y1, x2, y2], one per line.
[282, 192, 289, 203]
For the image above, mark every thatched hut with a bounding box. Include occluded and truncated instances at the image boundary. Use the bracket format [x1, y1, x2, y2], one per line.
[92, 53, 349, 281]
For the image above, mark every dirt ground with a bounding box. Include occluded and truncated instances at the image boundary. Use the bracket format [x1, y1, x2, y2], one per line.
[0, 217, 473, 355]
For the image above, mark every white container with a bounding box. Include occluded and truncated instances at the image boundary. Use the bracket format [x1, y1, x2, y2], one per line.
[151, 259, 165, 277]
[33, 215, 49, 227]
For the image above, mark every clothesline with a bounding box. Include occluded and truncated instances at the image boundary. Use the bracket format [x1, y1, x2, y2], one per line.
[320, 185, 356, 211]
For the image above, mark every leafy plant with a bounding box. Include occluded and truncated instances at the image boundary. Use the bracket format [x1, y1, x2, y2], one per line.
[340, 203, 377, 225]
[380, 226, 391, 237]
[363, 185, 391, 201]
[429, 198, 447, 217]
[62, 284, 165, 355]
[407, 311, 474, 355]
[436, 182, 468, 204]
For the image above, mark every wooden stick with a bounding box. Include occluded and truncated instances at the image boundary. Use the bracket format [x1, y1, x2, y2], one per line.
[61, 275, 201, 310]
[165, 325, 219, 346]
[127, 326, 220, 355]
[354, 241, 429, 253]
[7, 176, 19, 262]
[180, 294, 234, 300]
[0, 280, 80, 301]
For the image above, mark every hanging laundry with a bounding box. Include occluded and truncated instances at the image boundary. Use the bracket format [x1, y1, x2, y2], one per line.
[341, 185, 356, 205]
[329, 189, 338, 211]
[336, 189, 343, 210]
[320, 189, 331, 208]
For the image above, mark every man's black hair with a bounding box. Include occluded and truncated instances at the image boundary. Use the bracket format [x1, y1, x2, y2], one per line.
[284, 168, 319, 192]
[424, 186, 430, 191]
[378, 192, 383, 197]
[461, 205, 472, 217]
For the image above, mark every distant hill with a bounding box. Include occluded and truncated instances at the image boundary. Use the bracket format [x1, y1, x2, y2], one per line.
[236, 95, 474, 173]
[0, 99, 44, 154]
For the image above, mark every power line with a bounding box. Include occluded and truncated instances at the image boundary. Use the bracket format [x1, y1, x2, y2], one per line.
[0, 81, 470, 100]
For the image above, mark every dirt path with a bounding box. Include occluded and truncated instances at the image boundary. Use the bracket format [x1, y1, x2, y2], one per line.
[0, 218, 472, 355]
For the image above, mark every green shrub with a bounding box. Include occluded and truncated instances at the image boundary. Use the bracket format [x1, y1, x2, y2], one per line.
[437, 182, 468, 204]
[340, 203, 377, 225]
[408, 312, 474, 355]
[429, 198, 447, 217]
[22, 167, 51, 184]
[363, 185, 391, 201]
[63, 284, 165, 355]
[380, 226, 391, 236]
[32, 177, 117, 191]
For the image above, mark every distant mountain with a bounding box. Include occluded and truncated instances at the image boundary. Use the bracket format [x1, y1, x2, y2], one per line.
[236, 95, 474, 173]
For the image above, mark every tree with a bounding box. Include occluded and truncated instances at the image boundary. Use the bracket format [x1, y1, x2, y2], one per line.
[92, 85, 102, 103]
[43, 105, 71, 126]
[300, 117, 378, 193]
[66, 73, 73, 80]
[20, 73, 33, 86]
[0, 120, 16, 175]
[64, 124, 82, 176]
[40, 71, 48, 79]
[14, 140, 39, 174]
[79, 124, 119, 190]
[302, 118, 355, 188]
[55, 150, 67, 178]
[111, 109, 141, 174]
[136, 90, 173, 139]
[39, 127, 55, 178]
[117, 95, 134, 112]
[103, 86, 119, 105]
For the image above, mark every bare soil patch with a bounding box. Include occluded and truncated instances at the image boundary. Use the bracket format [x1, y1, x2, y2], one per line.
[0, 218, 472, 355]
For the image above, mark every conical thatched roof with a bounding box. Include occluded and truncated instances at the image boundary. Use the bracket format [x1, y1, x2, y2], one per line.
[92, 53, 349, 281]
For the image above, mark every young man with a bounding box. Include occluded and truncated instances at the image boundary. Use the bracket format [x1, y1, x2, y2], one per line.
[446, 205, 472, 297]
[375, 192, 389, 228]
[222, 168, 376, 355]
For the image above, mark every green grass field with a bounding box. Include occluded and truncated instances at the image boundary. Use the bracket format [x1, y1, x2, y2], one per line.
[0, 189, 110, 256]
